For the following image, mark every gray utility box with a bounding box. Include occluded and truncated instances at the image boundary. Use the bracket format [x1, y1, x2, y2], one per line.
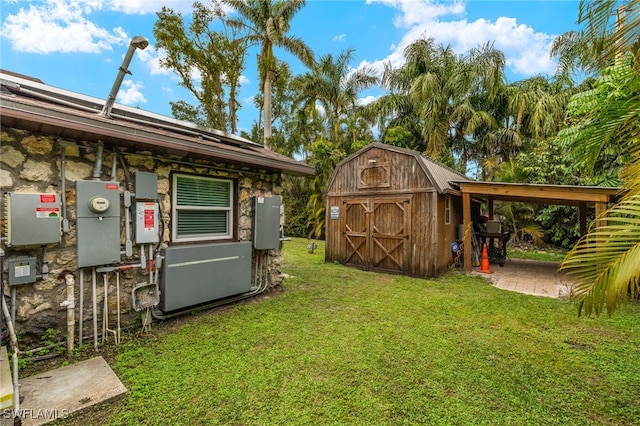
[134, 202, 159, 244]
[160, 241, 252, 312]
[76, 180, 121, 268]
[7, 257, 37, 285]
[134, 171, 158, 200]
[253, 195, 281, 250]
[4, 192, 61, 246]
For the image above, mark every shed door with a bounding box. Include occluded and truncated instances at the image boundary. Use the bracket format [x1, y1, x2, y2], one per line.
[342, 197, 411, 273]
[370, 197, 411, 274]
[343, 199, 370, 269]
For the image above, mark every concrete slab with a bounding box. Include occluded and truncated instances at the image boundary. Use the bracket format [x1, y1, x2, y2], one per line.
[473, 258, 574, 299]
[12, 356, 126, 426]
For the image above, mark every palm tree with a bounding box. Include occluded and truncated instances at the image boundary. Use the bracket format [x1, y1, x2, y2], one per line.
[290, 49, 378, 238]
[223, 0, 314, 148]
[559, 0, 640, 316]
[292, 49, 378, 148]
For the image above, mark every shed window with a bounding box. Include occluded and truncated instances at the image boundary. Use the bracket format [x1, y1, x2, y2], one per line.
[172, 174, 233, 242]
[445, 195, 451, 225]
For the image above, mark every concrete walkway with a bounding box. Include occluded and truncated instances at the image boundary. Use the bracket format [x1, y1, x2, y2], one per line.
[473, 258, 574, 299]
[3, 356, 126, 426]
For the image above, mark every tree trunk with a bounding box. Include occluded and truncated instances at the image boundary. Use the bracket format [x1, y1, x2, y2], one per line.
[263, 70, 274, 149]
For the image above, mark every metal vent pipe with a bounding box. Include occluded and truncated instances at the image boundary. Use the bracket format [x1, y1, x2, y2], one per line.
[99, 35, 149, 117]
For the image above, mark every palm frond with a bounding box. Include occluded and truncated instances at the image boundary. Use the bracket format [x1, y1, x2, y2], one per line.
[560, 194, 640, 316]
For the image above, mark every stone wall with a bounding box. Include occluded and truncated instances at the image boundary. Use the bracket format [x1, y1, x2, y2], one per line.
[1, 128, 284, 344]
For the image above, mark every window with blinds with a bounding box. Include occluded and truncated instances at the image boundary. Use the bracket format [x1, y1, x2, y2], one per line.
[172, 174, 233, 242]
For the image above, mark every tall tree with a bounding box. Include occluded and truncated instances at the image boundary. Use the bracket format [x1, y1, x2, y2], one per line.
[291, 48, 378, 238]
[292, 49, 378, 147]
[559, 0, 640, 316]
[154, 2, 247, 132]
[223, 0, 314, 148]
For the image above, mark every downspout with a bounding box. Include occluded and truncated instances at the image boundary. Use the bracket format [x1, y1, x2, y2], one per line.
[99, 35, 149, 118]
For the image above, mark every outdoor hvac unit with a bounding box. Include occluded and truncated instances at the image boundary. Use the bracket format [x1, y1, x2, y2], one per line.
[159, 241, 252, 312]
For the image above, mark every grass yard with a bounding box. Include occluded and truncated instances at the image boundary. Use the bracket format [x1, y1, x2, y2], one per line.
[61, 238, 639, 425]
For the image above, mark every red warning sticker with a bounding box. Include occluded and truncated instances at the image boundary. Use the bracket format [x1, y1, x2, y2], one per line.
[106, 183, 119, 190]
[40, 194, 56, 203]
[144, 209, 155, 230]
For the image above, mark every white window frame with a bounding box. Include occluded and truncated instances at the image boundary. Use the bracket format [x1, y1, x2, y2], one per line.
[171, 174, 234, 242]
[445, 195, 451, 225]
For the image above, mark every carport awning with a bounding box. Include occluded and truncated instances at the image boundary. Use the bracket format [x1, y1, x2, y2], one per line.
[452, 181, 624, 272]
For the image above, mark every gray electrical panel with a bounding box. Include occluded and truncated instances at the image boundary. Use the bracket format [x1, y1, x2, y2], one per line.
[134, 171, 158, 200]
[4, 192, 61, 246]
[134, 202, 159, 244]
[253, 195, 281, 250]
[76, 180, 121, 268]
[8, 257, 37, 285]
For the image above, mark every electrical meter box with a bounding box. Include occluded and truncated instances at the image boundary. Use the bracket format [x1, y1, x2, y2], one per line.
[253, 195, 281, 250]
[4, 192, 61, 246]
[8, 257, 37, 286]
[76, 180, 121, 268]
[134, 202, 159, 244]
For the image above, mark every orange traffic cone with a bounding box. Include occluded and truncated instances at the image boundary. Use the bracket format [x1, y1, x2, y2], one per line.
[479, 243, 493, 274]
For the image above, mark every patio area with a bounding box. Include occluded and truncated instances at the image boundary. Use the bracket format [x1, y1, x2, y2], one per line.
[473, 258, 574, 299]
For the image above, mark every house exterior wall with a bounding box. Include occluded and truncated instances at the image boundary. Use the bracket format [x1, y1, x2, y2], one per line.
[434, 194, 465, 272]
[0, 128, 283, 341]
[326, 146, 459, 278]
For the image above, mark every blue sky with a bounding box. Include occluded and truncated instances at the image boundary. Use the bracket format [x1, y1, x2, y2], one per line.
[0, 0, 582, 135]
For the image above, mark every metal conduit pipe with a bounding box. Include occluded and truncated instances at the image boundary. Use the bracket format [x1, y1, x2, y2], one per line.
[59, 141, 70, 232]
[103, 273, 118, 344]
[2, 295, 20, 418]
[60, 274, 75, 355]
[92, 267, 98, 350]
[100, 36, 149, 117]
[93, 141, 104, 179]
[10, 285, 16, 328]
[116, 272, 121, 344]
[79, 268, 84, 349]
[111, 151, 118, 180]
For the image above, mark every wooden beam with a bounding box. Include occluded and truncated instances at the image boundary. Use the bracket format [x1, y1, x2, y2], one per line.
[488, 198, 494, 220]
[458, 181, 617, 203]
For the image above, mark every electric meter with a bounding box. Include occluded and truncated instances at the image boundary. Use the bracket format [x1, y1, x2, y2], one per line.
[89, 196, 110, 213]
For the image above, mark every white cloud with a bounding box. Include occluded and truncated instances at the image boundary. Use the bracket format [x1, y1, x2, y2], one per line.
[109, 0, 193, 15]
[333, 34, 346, 42]
[117, 79, 147, 105]
[239, 75, 250, 86]
[136, 45, 172, 76]
[357, 95, 379, 106]
[0, 0, 127, 53]
[365, 0, 558, 78]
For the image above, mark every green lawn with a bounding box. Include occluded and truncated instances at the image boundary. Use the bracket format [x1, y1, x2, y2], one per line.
[68, 238, 639, 425]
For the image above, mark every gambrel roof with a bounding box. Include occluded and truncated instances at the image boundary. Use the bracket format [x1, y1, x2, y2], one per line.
[328, 142, 469, 195]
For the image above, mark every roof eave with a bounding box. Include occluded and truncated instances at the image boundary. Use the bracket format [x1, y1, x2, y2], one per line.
[1, 97, 315, 177]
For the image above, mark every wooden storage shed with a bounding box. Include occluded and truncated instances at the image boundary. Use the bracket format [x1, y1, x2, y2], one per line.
[325, 143, 469, 277]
